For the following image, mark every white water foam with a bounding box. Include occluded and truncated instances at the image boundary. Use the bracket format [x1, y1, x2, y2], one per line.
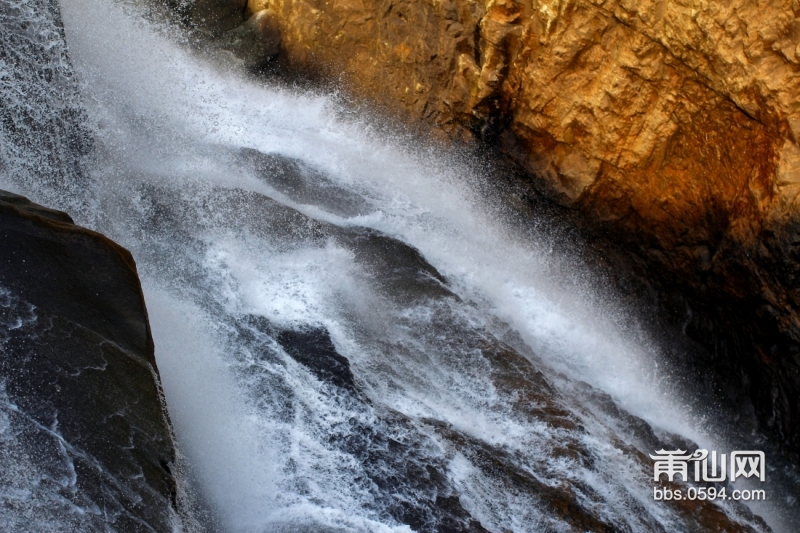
[59, 0, 690, 437]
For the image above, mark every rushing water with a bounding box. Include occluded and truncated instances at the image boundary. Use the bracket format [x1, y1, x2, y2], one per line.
[1, 0, 798, 531]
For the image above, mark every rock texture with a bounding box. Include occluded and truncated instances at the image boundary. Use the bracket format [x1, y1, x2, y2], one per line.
[187, 0, 800, 456]
[0, 190, 178, 531]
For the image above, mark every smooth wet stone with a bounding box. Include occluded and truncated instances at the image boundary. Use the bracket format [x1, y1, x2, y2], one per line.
[0, 190, 178, 532]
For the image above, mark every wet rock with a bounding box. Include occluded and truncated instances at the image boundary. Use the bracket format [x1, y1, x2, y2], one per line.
[0, 191, 178, 531]
[238, 147, 372, 217]
[277, 327, 357, 391]
[190, 0, 249, 34]
[333, 226, 454, 304]
[0, 190, 74, 224]
[234, 316, 489, 531]
[218, 9, 281, 68]
[133, 181, 328, 250]
[189, 0, 280, 68]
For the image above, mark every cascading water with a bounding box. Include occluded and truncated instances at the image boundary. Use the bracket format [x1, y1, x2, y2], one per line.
[1, 0, 797, 531]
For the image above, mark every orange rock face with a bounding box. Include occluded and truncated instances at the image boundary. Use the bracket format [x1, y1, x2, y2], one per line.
[191, 0, 800, 452]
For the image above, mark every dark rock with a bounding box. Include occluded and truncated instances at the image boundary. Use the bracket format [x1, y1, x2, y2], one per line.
[0, 190, 74, 224]
[277, 327, 357, 392]
[0, 191, 178, 531]
[188, 1, 280, 69]
[220, 9, 281, 68]
[332, 226, 454, 304]
[189, 0, 248, 34]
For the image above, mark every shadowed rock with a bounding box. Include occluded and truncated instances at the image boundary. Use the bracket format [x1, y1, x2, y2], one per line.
[0, 190, 178, 532]
[277, 327, 357, 391]
[189, 0, 281, 69]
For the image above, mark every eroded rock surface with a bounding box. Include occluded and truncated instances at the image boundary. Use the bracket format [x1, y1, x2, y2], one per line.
[0, 190, 178, 532]
[183, 0, 800, 456]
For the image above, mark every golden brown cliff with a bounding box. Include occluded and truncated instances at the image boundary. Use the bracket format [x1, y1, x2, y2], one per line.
[187, 0, 800, 453]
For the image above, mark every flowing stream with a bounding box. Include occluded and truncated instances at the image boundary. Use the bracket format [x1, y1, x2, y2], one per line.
[1, 0, 797, 531]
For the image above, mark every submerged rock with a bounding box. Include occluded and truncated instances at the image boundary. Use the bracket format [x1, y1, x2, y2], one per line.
[237, 148, 373, 217]
[0, 190, 178, 531]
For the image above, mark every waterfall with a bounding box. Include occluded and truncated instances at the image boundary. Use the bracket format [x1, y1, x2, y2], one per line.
[1, 0, 796, 531]
[0, 0, 92, 209]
